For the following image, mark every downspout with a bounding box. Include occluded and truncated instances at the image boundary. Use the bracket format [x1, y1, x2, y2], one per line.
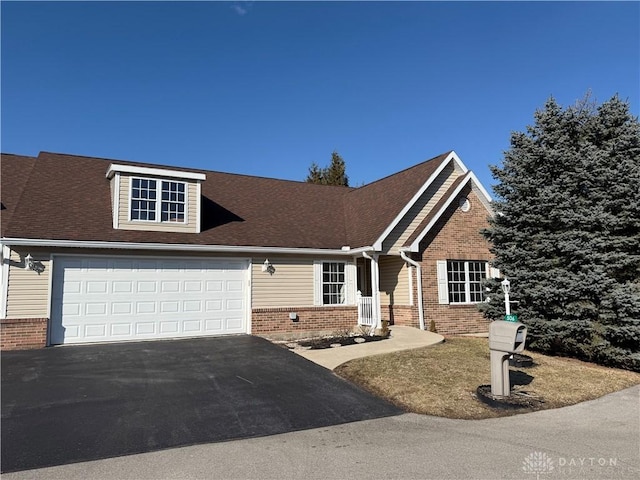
[0, 243, 9, 319]
[400, 250, 425, 331]
[361, 250, 381, 332]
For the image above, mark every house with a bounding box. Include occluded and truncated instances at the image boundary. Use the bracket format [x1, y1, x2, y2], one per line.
[0, 150, 496, 350]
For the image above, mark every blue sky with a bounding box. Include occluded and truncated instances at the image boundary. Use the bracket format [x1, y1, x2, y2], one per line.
[2, 1, 638, 193]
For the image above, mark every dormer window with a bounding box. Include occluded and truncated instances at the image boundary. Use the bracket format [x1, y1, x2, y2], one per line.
[160, 181, 186, 222]
[130, 178, 186, 223]
[106, 163, 205, 233]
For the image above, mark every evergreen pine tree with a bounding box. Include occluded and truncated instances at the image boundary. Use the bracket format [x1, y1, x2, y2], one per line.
[306, 162, 324, 184]
[305, 151, 349, 186]
[482, 94, 640, 371]
[325, 151, 349, 186]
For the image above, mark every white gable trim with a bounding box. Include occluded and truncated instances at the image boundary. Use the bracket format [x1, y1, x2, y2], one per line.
[467, 171, 493, 210]
[405, 172, 493, 252]
[106, 163, 206, 181]
[372, 151, 468, 251]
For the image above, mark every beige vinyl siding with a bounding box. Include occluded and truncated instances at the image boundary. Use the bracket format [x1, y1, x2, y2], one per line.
[251, 257, 315, 308]
[5, 249, 50, 318]
[379, 255, 410, 306]
[116, 175, 199, 233]
[383, 162, 458, 254]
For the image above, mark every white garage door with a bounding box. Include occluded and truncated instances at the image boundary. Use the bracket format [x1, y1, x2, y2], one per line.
[50, 256, 249, 345]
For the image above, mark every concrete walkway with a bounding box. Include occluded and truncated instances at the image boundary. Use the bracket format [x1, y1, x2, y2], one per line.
[294, 326, 444, 370]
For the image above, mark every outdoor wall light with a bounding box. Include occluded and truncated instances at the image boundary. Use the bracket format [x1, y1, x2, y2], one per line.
[501, 278, 512, 316]
[262, 259, 275, 275]
[24, 254, 36, 271]
[501, 277, 511, 295]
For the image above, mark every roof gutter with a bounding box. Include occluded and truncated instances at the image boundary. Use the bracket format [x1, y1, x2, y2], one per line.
[400, 249, 425, 331]
[0, 238, 375, 257]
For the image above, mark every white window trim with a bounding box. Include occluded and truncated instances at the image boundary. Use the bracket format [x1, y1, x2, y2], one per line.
[313, 260, 356, 306]
[128, 176, 188, 224]
[437, 259, 488, 305]
[112, 172, 121, 229]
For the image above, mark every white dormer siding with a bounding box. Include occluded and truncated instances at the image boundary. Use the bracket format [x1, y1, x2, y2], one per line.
[106, 164, 205, 234]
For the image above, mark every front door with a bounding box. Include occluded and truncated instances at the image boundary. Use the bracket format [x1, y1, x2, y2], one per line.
[356, 258, 372, 296]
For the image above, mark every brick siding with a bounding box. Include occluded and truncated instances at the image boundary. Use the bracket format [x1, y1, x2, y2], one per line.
[416, 187, 493, 335]
[1, 318, 48, 350]
[383, 305, 419, 328]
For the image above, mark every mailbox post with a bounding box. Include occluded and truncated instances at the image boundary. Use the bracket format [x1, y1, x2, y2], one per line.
[489, 321, 527, 397]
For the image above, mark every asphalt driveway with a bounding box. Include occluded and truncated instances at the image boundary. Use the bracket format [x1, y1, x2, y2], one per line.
[1, 335, 401, 473]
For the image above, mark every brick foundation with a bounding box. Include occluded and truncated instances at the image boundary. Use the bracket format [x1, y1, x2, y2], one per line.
[252, 306, 358, 340]
[1, 318, 48, 350]
[383, 305, 419, 328]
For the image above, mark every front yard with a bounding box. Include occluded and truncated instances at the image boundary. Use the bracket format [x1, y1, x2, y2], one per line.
[334, 337, 640, 419]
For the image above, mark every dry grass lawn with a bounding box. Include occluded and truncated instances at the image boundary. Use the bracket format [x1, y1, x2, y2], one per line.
[334, 337, 640, 419]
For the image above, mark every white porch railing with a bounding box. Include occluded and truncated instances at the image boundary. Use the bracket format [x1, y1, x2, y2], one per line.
[357, 291, 374, 326]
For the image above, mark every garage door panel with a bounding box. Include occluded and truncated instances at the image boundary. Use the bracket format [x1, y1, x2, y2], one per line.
[226, 280, 243, 292]
[111, 324, 132, 336]
[62, 303, 81, 316]
[206, 281, 223, 292]
[183, 320, 201, 332]
[184, 281, 203, 292]
[136, 281, 157, 293]
[183, 300, 202, 312]
[159, 321, 179, 334]
[112, 302, 133, 315]
[161, 281, 180, 293]
[85, 324, 107, 338]
[226, 317, 244, 330]
[160, 301, 179, 313]
[206, 300, 223, 312]
[64, 324, 81, 339]
[205, 319, 223, 331]
[226, 299, 244, 311]
[113, 281, 133, 293]
[86, 303, 107, 315]
[51, 256, 248, 345]
[136, 302, 156, 314]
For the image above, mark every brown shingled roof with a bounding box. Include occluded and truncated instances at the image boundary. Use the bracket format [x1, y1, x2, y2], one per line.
[344, 152, 450, 247]
[1, 150, 454, 250]
[1, 154, 37, 236]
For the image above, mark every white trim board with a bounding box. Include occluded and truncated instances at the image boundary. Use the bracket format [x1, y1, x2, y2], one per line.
[106, 163, 206, 181]
[373, 151, 468, 251]
[404, 172, 493, 252]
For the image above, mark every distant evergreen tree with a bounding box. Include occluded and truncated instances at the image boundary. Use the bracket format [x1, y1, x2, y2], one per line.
[305, 151, 349, 186]
[306, 162, 324, 184]
[482, 94, 640, 371]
